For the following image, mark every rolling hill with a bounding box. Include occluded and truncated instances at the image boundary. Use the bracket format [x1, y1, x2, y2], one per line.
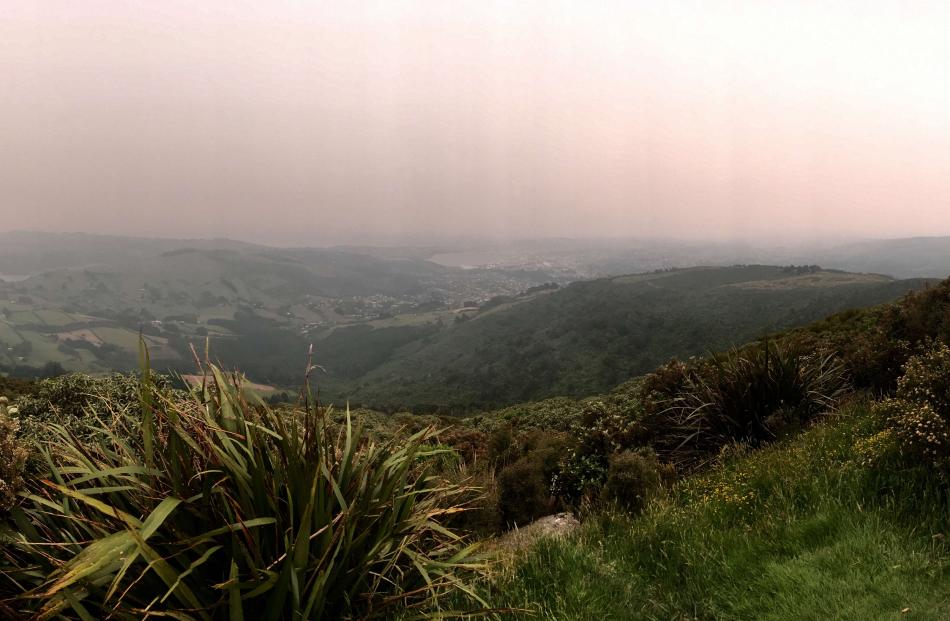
[0, 233, 559, 377]
[317, 266, 934, 409]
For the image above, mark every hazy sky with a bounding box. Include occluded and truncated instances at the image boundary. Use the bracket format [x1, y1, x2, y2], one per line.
[2, 1, 950, 245]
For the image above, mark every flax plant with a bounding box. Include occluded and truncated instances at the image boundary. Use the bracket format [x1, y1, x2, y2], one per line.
[0, 343, 485, 619]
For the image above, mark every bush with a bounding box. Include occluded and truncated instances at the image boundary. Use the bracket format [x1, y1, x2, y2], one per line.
[879, 399, 949, 469]
[789, 280, 950, 392]
[476, 397, 583, 433]
[659, 342, 849, 466]
[895, 340, 950, 413]
[487, 425, 519, 468]
[600, 448, 664, 514]
[495, 430, 568, 527]
[553, 400, 647, 505]
[498, 457, 554, 527]
[438, 427, 488, 464]
[639, 358, 696, 417]
[0, 397, 28, 513]
[875, 342, 950, 471]
[14, 372, 176, 446]
[0, 365, 484, 619]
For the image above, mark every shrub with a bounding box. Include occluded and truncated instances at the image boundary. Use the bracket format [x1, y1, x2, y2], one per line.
[0, 397, 28, 513]
[878, 399, 949, 469]
[14, 372, 176, 446]
[497, 457, 554, 527]
[874, 342, 950, 471]
[435, 426, 487, 464]
[444, 465, 502, 536]
[553, 400, 647, 505]
[894, 340, 950, 413]
[638, 358, 696, 417]
[575, 400, 646, 459]
[600, 448, 664, 514]
[660, 342, 849, 466]
[0, 364, 484, 619]
[789, 309, 912, 394]
[487, 425, 519, 468]
[789, 280, 950, 392]
[495, 430, 568, 527]
[476, 396, 583, 433]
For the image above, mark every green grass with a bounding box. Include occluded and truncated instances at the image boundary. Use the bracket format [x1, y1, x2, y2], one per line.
[17, 332, 73, 364]
[0, 322, 23, 344]
[484, 404, 950, 620]
[90, 326, 146, 350]
[7, 310, 41, 325]
[32, 310, 76, 326]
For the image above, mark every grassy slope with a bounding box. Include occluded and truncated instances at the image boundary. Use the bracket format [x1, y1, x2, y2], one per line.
[485, 403, 950, 620]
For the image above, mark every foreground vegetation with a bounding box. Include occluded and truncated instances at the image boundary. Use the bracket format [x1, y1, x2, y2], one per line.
[0, 357, 483, 619]
[485, 402, 950, 619]
[2, 277, 950, 618]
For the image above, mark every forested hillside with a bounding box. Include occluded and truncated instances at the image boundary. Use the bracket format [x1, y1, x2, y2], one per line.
[324, 266, 933, 409]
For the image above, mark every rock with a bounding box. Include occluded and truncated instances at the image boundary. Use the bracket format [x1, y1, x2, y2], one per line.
[489, 512, 580, 555]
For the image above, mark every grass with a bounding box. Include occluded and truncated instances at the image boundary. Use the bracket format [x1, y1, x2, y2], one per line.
[32, 310, 77, 326]
[91, 326, 149, 350]
[0, 322, 24, 344]
[483, 402, 950, 620]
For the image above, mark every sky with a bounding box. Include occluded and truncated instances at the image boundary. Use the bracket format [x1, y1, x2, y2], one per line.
[2, 1, 950, 246]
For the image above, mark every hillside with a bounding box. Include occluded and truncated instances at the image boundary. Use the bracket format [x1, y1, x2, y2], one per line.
[811, 236, 950, 279]
[323, 266, 932, 409]
[486, 404, 950, 619]
[0, 233, 559, 378]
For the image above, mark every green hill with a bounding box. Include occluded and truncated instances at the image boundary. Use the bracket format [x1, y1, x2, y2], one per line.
[323, 266, 932, 409]
[0, 234, 556, 378]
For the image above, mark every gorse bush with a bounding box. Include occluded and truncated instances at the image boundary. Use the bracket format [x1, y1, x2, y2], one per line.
[497, 457, 554, 527]
[14, 371, 177, 446]
[0, 397, 28, 513]
[657, 341, 849, 466]
[875, 342, 950, 471]
[894, 340, 950, 413]
[0, 356, 485, 619]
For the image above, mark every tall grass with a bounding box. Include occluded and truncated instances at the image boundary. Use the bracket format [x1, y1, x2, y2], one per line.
[0, 350, 485, 619]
